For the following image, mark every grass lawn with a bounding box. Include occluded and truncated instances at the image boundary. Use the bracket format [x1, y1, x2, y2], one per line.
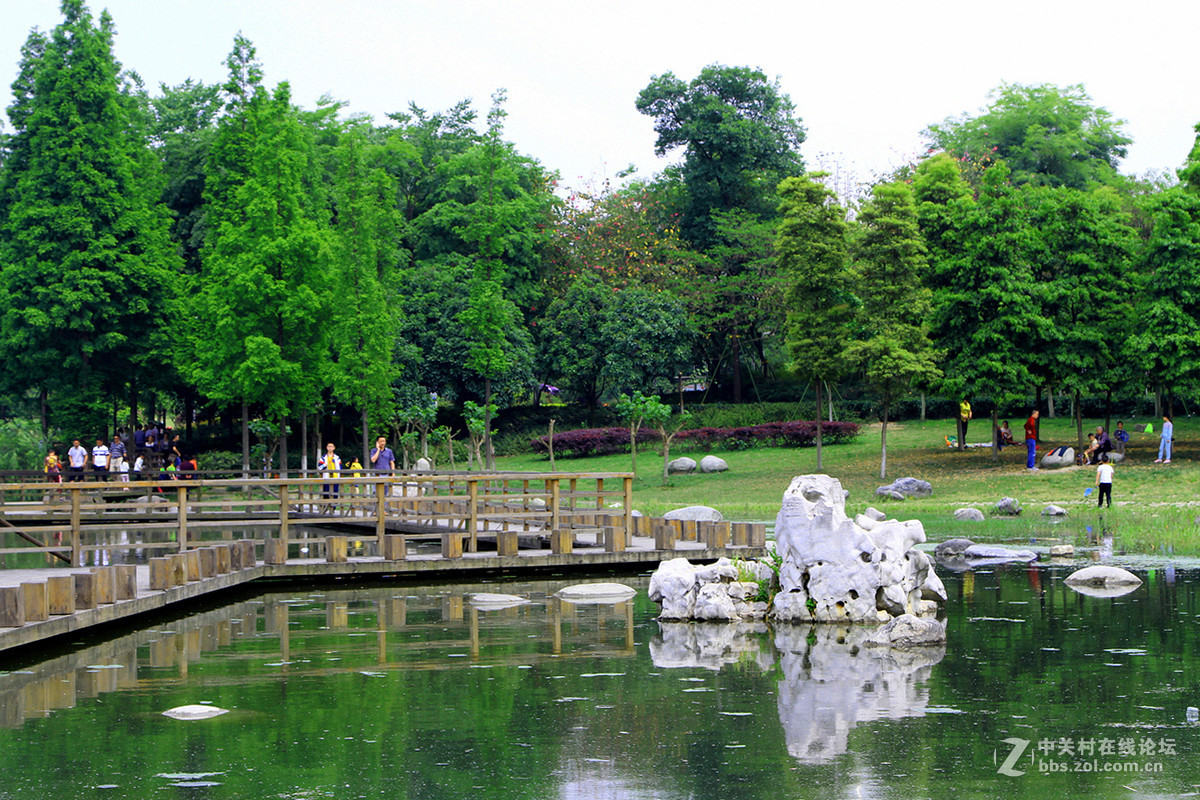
[493, 415, 1200, 555]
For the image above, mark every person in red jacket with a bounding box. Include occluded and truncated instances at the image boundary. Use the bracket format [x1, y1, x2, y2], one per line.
[1024, 410, 1039, 471]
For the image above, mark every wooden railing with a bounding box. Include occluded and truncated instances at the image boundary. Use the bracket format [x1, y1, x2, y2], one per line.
[0, 472, 634, 567]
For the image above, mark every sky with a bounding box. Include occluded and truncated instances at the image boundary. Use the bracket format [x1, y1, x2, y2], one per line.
[1, 0, 1199, 199]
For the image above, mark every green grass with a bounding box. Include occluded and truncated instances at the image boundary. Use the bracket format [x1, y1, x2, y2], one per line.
[494, 415, 1200, 555]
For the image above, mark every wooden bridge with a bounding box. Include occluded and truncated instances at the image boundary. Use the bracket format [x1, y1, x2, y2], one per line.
[0, 471, 768, 654]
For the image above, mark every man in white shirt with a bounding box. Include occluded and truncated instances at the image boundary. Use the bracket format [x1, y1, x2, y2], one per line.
[67, 439, 88, 482]
[91, 438, 110, 481]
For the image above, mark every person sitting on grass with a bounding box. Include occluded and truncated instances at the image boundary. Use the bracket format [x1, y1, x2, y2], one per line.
[997, 420, 1016, 450]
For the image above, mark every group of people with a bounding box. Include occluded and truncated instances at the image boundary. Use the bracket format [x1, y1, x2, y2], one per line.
[44, 424, 194, 484]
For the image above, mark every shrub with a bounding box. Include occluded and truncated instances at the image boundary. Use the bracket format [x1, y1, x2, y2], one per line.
[531, 420, 860, 458]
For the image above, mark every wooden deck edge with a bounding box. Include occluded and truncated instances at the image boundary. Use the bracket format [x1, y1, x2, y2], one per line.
[0, 547, 767, 655]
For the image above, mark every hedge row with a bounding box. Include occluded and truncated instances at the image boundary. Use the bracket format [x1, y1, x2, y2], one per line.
[531, 420, 860, 458]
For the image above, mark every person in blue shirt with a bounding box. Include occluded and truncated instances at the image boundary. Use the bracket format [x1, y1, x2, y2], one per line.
[1156, 415, 1174, 464]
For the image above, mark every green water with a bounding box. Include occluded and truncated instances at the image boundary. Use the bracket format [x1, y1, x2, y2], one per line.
[0, 564, 1197, 799]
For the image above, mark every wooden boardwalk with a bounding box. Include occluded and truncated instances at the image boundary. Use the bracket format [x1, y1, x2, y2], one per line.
[0, 471, 767, 655]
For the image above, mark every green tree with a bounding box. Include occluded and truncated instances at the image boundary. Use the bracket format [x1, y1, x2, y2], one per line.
[777, 174, 852, 471]
[929, 162, 1041, 456]
[187, 44, 333, 473]
[924, 82, 1131, 190]
[0, 0, 181, 435]
[844, 182, 941, 478]
[614, 390, 659, 473]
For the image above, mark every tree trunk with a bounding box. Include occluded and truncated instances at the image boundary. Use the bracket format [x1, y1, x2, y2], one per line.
[991, 409, 999, 462]
[919, 392, 926, 422]
[1154, 385, 1162, 418]
[548, 419, 555, 470]
[1075, 389, 1084, 454]
[731, 328, 742, 404]
[1104, 389, 1112, 437]
[129, 380, 139, 431]
[484, 378, 496, 471]
[815, 380, 824, 471]
[39, 387, 48, 438]
[880, 404, 889, 479]
[361, 407, 369, 468]
[241, 400, 250, 479]
[661, 432, 671, 485]
[279, 417, 288, 479]
[300, 411, 308, 475]
[184, 392, 194, 441]
[1047, 386, 1055, 418]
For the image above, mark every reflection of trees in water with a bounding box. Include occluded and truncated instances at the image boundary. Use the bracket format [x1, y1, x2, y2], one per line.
[652, 621, 944, 764]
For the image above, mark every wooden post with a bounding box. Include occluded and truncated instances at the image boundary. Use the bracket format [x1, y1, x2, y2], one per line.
[707, 521, 730, 549]
[550, 529, 573, 554]
[731, 522, 748, 546]
[47, 575, 75, 615]
[375, 481, 386, 541]
[74, 572, 97, 610]
[467, 479, 479, 553]
[382, 534, 407, 561]
[169, 553, 187, 586]
[0, 587, 25, 627]
[278, 485, 290, 545]
[603, 525, 626, 553]
[441, 532, 463, 559]
[70, 488, 82, 567]
[681, 519, 698, 542]
[326, 536, 347, 563]
[497, 530, 519, 557]
[114, 564, 137, 599]
[177, 485, 188, 550]
[623, 476, 633, 544]
[21, 582, 48, 622]
[264, 537, 287, 565]
[198, 548, 217, 578]
[91, 567, 116, 604]
[749, 523, 767, 547]
[233, 540, 255, 569]
[549, 478, 560, 533]
[180, 550, 199, 581]
[150, 557, 173, 591]
[215, 545, 232, 574]
[654, 523, 678, 551]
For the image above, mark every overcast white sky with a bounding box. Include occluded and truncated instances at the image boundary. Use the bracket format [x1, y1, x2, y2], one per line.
[2, 0, 1198, 196]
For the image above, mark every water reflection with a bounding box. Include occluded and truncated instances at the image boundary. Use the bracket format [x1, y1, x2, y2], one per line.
[651, 621, 944, 763]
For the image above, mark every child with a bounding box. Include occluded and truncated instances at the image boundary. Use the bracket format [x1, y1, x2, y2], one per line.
[1096, 454, 1114, 508]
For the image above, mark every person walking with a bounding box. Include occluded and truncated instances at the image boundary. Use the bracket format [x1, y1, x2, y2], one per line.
[1024, 410, 1039, 471]
[1156, 415, 1174, 464]
[1096, 455, 1114, 508]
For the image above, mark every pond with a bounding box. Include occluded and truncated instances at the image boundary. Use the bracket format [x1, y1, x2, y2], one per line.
[0, 562, 1197, 799]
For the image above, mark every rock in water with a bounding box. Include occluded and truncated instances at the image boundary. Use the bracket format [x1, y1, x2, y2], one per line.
[163, 705, 229, 720]
[863, 614, 947, 648]
[1064, 565, 1142, 587]
[769, 474, 945, 623]
[555, 583, 636, 603]
[934, 537, 975, 555]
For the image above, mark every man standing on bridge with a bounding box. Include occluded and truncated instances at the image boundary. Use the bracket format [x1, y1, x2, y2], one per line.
[370, 436, 396, 498]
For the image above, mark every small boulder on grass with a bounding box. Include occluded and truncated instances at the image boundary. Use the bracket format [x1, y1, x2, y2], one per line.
[667, 457, 696, 474]
[953, 508, 985, 522]
[698, 455, 728, 473]
[992, 497, 1022, 516]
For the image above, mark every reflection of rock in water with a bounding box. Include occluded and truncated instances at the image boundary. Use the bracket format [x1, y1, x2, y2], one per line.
[774, 625, 944, 763]
[650, 621, 776, 672]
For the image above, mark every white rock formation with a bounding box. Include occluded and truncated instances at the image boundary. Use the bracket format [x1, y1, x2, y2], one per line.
[468, 593, 530, 609]
[163, 704, 230, 720]
[555, 582, 637, 603]
[667, 457, 697, 474]
[648, 558, 766, 621]
[699, 456, 729, 473]
[953, 508, 985, 522]
[663, 505, 723, 522]
[1041, 446, 1075, 468]
[770, 474, 945, 623]
[1064, 565, 1142, 587]
[650, 621, 775, 672]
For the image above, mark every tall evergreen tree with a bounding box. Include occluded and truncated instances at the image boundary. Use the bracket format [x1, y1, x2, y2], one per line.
[777, 173, 851, 471]
[844, 182, 941, 478]
[0, 0, 180, 434]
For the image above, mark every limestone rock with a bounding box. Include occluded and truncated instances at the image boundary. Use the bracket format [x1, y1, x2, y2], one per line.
[1040, 446, 1075, 469]
[862, 507, 887, 522]
[469, 593, 530, 609]
[875, 477, 932, 499]
[962, 544, 1037, 562]
[699, 455, 729, 473]
[934, 537, 975, 555]
[414, 457, 433, 471]
[863, 614, 947, 648]
[1107, 452, 1125, 464]
[992, 497, 1022, 515]
[663, 505, 723, 522]
[556, 583, 636, 603]
[650, 622, 774, 671]
[879, 490, 906, 501]
[693, 583, 739, 621]
[667, 457, 697, 474]
[163, 704, 229, 720]
[1049, 544, 1074, 556]
[1064, 565, 1142, 587]
[1042, 504, 1068, 517]
[768, 474, 945, 623]
[953, 508, 985, 522]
